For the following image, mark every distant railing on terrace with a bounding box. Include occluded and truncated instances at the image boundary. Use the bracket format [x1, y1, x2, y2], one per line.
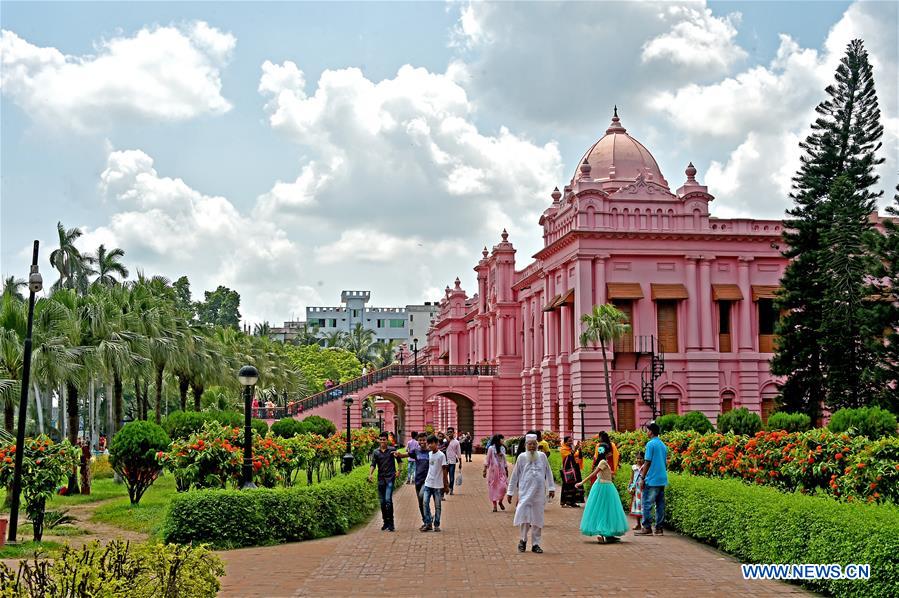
[297, 363, 497, 411]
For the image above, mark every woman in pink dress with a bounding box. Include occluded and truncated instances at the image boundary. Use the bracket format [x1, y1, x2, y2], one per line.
[483, 434, 509, 512]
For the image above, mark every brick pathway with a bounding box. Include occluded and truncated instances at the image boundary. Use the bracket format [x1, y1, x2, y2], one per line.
[218, 455, 806, 597]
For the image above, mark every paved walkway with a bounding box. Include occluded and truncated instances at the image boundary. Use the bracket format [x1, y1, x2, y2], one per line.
[218, 455, 806, 597]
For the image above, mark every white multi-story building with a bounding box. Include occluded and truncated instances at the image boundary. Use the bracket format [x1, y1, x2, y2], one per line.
[304, 290, 439, 346]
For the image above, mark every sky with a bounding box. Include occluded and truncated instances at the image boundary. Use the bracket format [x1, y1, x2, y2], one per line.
[2, 0, 897, 326]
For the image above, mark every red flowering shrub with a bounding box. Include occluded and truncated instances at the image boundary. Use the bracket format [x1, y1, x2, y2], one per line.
[541, 431, 561, 449]
[610, 431, 648, 464]
[838, 436, 899, 504]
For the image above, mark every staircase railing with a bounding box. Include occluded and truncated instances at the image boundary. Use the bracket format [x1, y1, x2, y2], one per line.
[296, 364, 497, 411]
[637, 336, 664, 419]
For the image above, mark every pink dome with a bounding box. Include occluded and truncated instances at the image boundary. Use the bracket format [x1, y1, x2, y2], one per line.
[575, 108, 668, 189]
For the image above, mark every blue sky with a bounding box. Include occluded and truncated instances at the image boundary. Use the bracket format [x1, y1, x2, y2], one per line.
[2, 1, 896, 324]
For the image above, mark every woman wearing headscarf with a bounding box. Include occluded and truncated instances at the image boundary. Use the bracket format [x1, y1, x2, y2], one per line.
[483, 434, 509, 512]
[559, 436, 584, 508]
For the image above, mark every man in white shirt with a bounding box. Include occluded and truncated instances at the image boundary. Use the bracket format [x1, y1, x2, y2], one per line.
[507, 433, 555, 553]
[420, 435, 449, 532]
[444, 427, 463, 496]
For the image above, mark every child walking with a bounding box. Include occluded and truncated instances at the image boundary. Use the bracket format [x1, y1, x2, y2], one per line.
[628, 455, 645, 530]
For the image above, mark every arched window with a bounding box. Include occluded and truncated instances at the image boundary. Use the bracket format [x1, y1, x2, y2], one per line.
[761, 386, 777, 424]
[721, 390, 735, 414]
[659, 386, 681, 415]
[616, 386, 638, 431]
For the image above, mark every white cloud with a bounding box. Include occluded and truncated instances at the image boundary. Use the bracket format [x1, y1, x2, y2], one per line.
[642, 6, 747, 73]
[78, 149, 321, 323]
[0, 22, 235, 131]
[650, 1, 897, 216]
[256, 59, 563, 269]
[314, 229, 467, 264]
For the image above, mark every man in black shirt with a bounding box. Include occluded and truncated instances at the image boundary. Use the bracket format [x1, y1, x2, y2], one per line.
[368, 432, 398, 532]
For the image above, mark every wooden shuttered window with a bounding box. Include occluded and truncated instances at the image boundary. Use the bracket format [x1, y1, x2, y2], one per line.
[617, 397, 636, 432]
[719, 300, 732, 352]
[656, 300, 679, 353]
[721, 390, 735, 414]
[758, 298, 778, 353]
[612, 300, 634, 352]
[761, 397, 776, 424]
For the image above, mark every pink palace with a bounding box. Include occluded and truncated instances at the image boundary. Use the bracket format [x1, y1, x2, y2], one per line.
[301, 110, 788, 441]
[421, 109, 787, 437]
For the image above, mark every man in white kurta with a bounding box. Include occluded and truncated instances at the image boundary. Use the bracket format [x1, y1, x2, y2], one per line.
[507, 434, 556, 553]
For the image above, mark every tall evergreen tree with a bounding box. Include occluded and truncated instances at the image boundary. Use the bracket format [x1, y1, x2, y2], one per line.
[773, 39, 884, 418]
[871, 183, 899, 415]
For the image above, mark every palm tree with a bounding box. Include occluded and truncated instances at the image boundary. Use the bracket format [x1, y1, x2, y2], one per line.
[47, 289, 87, 444]
[345, 324, 377, 364]
[2, 277, 26, 301]
[372, 339, 399, 368]
[580, 303, 631, 431]
[0, 294, 26, 431]
[89, 244, 129, 286]
[49, 222, 90, 292]
[322, 330, 347, 348]
[253, 321, 272, 337]
[291, 324, 322, 346]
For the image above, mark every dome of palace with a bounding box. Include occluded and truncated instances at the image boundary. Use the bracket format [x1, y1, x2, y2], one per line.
[575, 108, 669, 189]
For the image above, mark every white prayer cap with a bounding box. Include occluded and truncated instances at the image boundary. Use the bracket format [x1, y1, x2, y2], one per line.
[525, 433, 538, 443]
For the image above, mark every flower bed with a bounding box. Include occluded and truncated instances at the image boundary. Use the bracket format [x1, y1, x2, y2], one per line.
[613, 468, 899, 597]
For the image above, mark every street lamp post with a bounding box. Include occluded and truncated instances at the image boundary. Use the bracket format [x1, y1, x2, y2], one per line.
[412, 338, 419, 375]
[238, 365, 259, 490]
[342, 396, 355, 473]
[7, 241, 41, 544]
[577, 401, 586, 441]
[377, 408, 384, 433]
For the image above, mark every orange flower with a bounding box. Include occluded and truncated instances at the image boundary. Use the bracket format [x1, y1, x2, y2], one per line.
[834, 453, 843, 460]
[857, 463, 866, 469]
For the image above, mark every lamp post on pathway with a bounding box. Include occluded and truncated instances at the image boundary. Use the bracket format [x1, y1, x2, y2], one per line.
[578, 400, 586, 442]
[377, 408, 384, 433]
[342, 396, 355, 474]
[239, 365, 259, 490]
[412, 338, 419, 375]
[7, 241, 41, 544]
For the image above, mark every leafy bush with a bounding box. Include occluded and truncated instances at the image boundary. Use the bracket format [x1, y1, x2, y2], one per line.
[162, 466, 383, 548]
[271, 418, 305, 439]
[838, 436, 899, 504]
[716, 407, 762, 436]
[301, 415, 336, 437]
[91, 454, 114, 479]
[675, 411, 714, 434]
[0, 540, 223, 597]
[163, 410, 243, 440]
[613, 470, 899, 597]
[541, 431, 561, 448]
[655, 414, 681, 434]
[766, 411, 812, 432]
[828, 407, 898, 440]
[109, 421, 170, 504]
[609, 430, 648, 464]
[251, 418, 269, 437]
[0, 436, 79, 541]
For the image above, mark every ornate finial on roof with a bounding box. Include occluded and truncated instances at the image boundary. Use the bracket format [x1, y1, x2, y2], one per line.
[606, 106, 626, 134]
[482, 246, 489, 258]
[551, 186, 561, 202]
[501, 228, 509, 242]
[580, 158, 592, 176]
[454, 277, 461, 290]
[685, 162, 697, 183]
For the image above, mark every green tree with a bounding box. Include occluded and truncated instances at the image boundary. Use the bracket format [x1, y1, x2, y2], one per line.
[2, 276, 26, 301]
[773, 39, 885, 419]
[579, 303, 631, 431]
[49, 221, 93, 293]
[285, 344, 361, 393]
[253, 321, 272, 337]
[345, 324, 377, 364]
[173, 276, 195, 319]
[372, 339, 399, 368]
[872, 183, 899, 414]
[88, 244, 129, 286]
[196, 285, 241, 329]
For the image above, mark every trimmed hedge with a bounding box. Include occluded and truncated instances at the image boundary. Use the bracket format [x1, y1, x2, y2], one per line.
[828, 407, 898, 440]
[162, 464, 403, 548]
[613, 468, 899, 597]
[717, 407, 762, 436]
[766, 411, 812, 432]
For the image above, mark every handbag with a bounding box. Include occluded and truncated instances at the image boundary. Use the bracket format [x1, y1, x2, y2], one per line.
[562, 457, 577, 484]
[457, 471, 463, 486]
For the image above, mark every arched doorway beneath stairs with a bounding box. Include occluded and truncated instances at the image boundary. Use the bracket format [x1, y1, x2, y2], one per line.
[426, 391, 475, 438]
[361, 392, 408, 443]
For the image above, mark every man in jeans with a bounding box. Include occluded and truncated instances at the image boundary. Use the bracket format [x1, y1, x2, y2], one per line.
[636, 422, 668, 536]
[444, 427, 463, 496]
[420, 435, 449, 532]
[368, 432, 398, 532]
[405, 431, 418, 484]
[395, 432, 431, 524]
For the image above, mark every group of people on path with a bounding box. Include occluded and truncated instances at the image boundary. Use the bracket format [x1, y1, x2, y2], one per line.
[367, 421, 668, 553]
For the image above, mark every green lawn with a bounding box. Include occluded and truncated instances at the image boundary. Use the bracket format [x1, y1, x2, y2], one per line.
[91, 475, 177, 538]
[0, 540, 64, 559]
[0, 477, 128, 514]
